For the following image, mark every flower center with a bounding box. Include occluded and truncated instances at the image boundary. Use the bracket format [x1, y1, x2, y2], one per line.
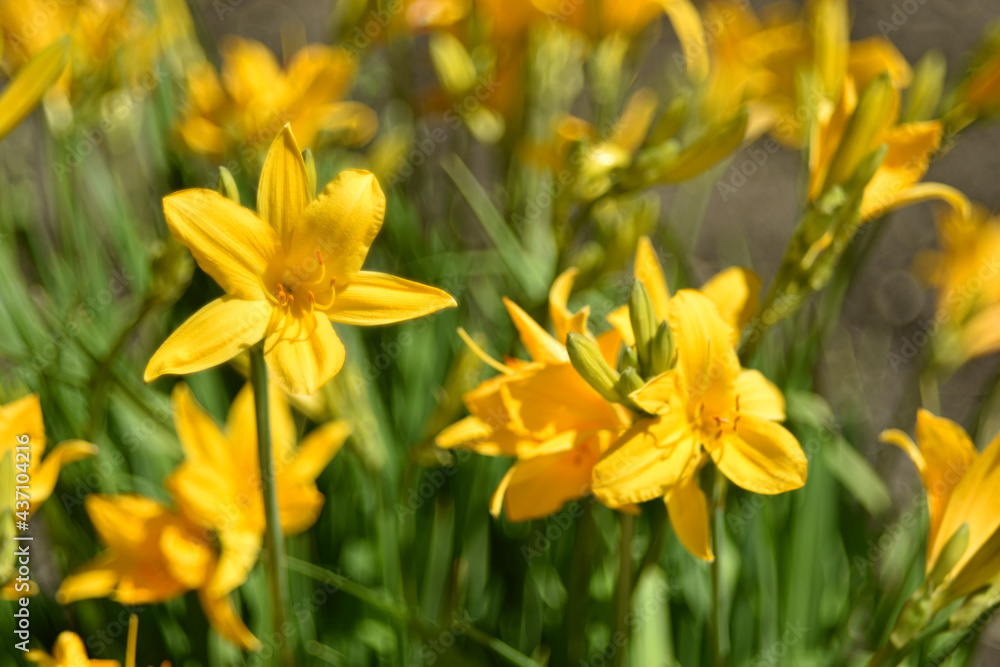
[260, 250, 337, 313]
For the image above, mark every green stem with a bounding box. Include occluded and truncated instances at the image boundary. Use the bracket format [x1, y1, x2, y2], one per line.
[613, 512, 635, 667]
[286, 557, 542, 667]
[567, 502, 594, 664]
[711, 473, 730, 666]
[249, 343, 291, 666]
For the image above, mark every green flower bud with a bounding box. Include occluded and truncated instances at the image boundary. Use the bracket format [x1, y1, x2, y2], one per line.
[617, 367, 644, 398]
[567, 333, 622, 403]
[649, 320, 675, 375]
[824, 72, 894, 191]
[629, 280, 658, 376]
[619, 346, 639, 373]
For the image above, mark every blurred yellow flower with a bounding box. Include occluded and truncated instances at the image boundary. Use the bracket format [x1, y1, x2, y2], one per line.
[145, 125, 456, 395]
[915, 204, 1000, 368]
[57, 494, 260, 651]
[166, 383, 349, 599]
[178, 36, 377, 159]
[436, 268, 630, 521]
[26, 630, 119, 666]
[591, 239, 804, 561]
[0, 37, 69, 141]
[882, 410, 1000, 604]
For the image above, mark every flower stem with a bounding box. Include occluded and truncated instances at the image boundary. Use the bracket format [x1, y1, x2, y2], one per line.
[711, 472, 729, 666]
[249, 343, 291, 665]
[613, 511, 635, 667]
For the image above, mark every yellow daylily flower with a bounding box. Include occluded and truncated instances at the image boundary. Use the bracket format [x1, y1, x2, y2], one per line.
[0, 37, 69, 141]
[914, 203, 1000, 368]
[165, 383, 349, 598]
[882, 410, 1000, 604]
[58, 494, 260, 651]
[26, 631, 119, 666]
[177, 37, 377, 159]
[592, 289, 806, 561]
[436, 268, 630, 521]
[145, 125, 456, 395]
[588, 238, 801, 561]
[606, 235, 761, 346]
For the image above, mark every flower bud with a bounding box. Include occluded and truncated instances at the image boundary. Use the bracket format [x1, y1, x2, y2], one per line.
[619, 346, 639, 373]
[617, 367, 644, 398]
[903, 51, 946, 123]
[566, 333, 622, 403]
[824, 72, 894, 191]
[629, 280, 658, 376]
[649, 321, 675, 375]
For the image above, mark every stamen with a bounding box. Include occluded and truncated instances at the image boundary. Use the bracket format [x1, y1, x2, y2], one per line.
[257, 271, 280, 305]
[300, 249, 328, 287]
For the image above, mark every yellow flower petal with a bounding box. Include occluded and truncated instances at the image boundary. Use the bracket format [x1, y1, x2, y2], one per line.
[171, 384, 232, 468]
[258, 125, 312, 246]
[848, 37, 913, 91]
[290, 169, 385, 281]
[668, 290, 740, 410]
[592, 414, 697, 507]
[198, 587, 263, 652]
[499, 444, 601, 522]
[0, 37, 69, 141]
[663, 0, 709, 82]
[227, 382, 297, 469]
[288, 420, 351, 480]
[734, 370, 786, 422]
[713, 415, 807, 494]
[56, 553, 119, 604]
[699, 267, 761, 334]
[635, 236, 671, 321]
[881, 409, 978, 560]
[145, 297, 271, 382]
[607, 305, 635, 347]
[276, 477, 326, 534]
[163, 190, 279, 300]
[549, 268, 589, 343]
[264, 311, 346, 395]
[206, 529, 261, 598]
[502, 297, 567, 364]
[327, 271, 456, 325]
[861, 121, 942, 221]
[665, 468, 713, 561]
[501, 363, 623, 438]
[436, 417, 525, 457]
[28, 440, 98, 511]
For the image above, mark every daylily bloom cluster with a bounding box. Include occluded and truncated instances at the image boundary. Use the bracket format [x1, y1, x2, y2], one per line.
[438, 238, 807, 560]
[58, 382, 350, 650]
[436, 268, 631, 521]
[145, 125, 456, 396]
[1, 394, 97, 598]
[177, 37, 378, 160]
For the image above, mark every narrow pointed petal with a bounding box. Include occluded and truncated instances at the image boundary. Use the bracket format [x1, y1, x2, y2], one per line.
[288, 420, 351, 480]
[171, 384, 232, 467]
[549, 268, 589, 342]
[145, 297, 271, 382]
[0, 37, 69, 140]
[265, 312, 346, 395]
[227, 382, 297, 469]
[327, 271, 456, 325]
[713, 415, 807, 494]
[489, 467, 515, 518]
[663, 0, 709, 82]
[291, 170, 385, 280]
[56, 553, 120, 604]
[163, 190, 279, 299]
[28, 440, 98, 511]
[198, 588, 263, 652]
[665, 470, 713, 561]
[258, 125, 312, 246]
[503, 297, 567, 363]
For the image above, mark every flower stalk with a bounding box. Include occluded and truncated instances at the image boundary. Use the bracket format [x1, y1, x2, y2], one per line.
[249, 342, 291, 665]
